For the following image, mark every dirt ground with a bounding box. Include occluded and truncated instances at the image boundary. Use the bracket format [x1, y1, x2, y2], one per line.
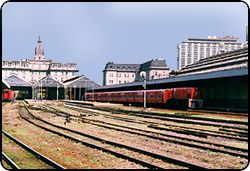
[2, 101, 248, 169]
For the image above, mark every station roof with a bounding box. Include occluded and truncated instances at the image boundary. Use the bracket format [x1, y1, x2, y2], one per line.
[63, 75, 101, 88]
[4, 74, 32, 87]
[2, 79, 10, 89]
[93, 67, 248, 91]
[177, 47, 248, 76]
[33, 76, 64, 88]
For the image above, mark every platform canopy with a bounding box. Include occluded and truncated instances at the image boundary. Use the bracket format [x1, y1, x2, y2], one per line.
[63, 75, 100, 89]
[2, 78, 10, 89]
[33, 75, 64, 88]
[4, 74, 32, 87]
[177, 47, 248, 76]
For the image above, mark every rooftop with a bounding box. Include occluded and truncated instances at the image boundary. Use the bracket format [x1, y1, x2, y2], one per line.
[177, 47, 248, 76]
[104, 62, 140, 72]
[139, 59, 169, 71]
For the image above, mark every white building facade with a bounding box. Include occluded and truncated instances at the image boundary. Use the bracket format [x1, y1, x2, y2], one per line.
[177, 36, 247, 70]
[2, 37, 78, 84]
[103, 62, 140, 86]
[103, 59, 171, 86]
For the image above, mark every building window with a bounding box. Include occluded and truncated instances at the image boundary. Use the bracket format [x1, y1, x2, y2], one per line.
[117, 73, 121, 77]
[109, 80, 113, 84]
[109, 73, 113, 77]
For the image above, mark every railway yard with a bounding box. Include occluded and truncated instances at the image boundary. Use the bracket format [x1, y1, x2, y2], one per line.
[2, 100, 248, 169]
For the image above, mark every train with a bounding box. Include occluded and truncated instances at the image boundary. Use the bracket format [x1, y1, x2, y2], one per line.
[85, 87, 203, 109]
[2, 89, 15, 102]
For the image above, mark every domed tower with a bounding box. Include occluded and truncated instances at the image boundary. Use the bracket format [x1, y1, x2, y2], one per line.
[34, 36, 45, 60]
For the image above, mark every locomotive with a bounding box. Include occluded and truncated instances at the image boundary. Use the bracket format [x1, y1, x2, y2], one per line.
[85, 87, 203, 109]
[2, 89, 15, 102]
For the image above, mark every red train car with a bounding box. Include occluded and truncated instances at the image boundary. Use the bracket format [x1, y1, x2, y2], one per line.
[85, 87, 203, 108]
[2, 89, 15, 102]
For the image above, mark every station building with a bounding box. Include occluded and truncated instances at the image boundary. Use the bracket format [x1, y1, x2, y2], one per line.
[2, 38, 100, 100]
[63, 75, 100, 100]
[2, 37, 78, 83]
[175, 47, 248, 110]
[135, 59, 171, 82]
[94, 47, 248, 112]
[103, 59, 171, 86]
[103, 62, 139, 86]
[4, 74, 32, 99]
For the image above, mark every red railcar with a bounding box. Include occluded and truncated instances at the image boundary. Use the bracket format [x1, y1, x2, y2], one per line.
[2, 89, 15, 102]
[85, 87, 203, 108]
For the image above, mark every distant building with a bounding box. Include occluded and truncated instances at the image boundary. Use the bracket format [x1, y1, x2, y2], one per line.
[103, 59, 171, 85]
[177, 36, 247, 70]
[103, 62, 140, 85]
[176, 47, 248, 76]
[2, 37, 79, 84]
[135, 59, 171, 82]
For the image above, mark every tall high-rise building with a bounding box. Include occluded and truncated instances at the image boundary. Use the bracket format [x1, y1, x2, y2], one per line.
[177, 36, 247, 70]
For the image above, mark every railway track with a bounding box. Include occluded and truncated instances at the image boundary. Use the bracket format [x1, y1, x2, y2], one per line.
[64, 102, 248, 131]
[20, 103, 209, 169]
[61, 104, 248, 141]
[63, 100, 248, 118]
[2, 130, 65, 169]
[2, 152, 20, 169]
[187, 109, 248, 117]
[29, 104, 248, 159]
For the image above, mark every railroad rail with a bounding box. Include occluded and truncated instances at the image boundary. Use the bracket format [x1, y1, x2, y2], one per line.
[62, 103, 248, 140]
[62, 104, 248, 139]
[187, 109, 248, 117]
[20, 103, 209, 169]
[64, 102, 248, 128]
[28, 104, 248, 159]
[2, 130, 65, 169]
[62, 100, 248, 117]
[2, 152, 20, 169]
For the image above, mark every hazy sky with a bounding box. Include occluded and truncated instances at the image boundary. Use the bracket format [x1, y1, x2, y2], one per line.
[2, 2, 248, 85]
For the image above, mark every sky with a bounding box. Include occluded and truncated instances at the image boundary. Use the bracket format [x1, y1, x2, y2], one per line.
[2, 2, 248, 85]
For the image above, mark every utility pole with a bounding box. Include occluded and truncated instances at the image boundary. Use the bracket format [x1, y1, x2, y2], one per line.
[143, 78, 146, 109]
[79, 86, 81, 101]
[140, 71, 147, 109]
[56, 83, 59, 101]
[92, 83, 94, 102]
[40, 81, 43, 101]
[74, 85, 76, 100]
